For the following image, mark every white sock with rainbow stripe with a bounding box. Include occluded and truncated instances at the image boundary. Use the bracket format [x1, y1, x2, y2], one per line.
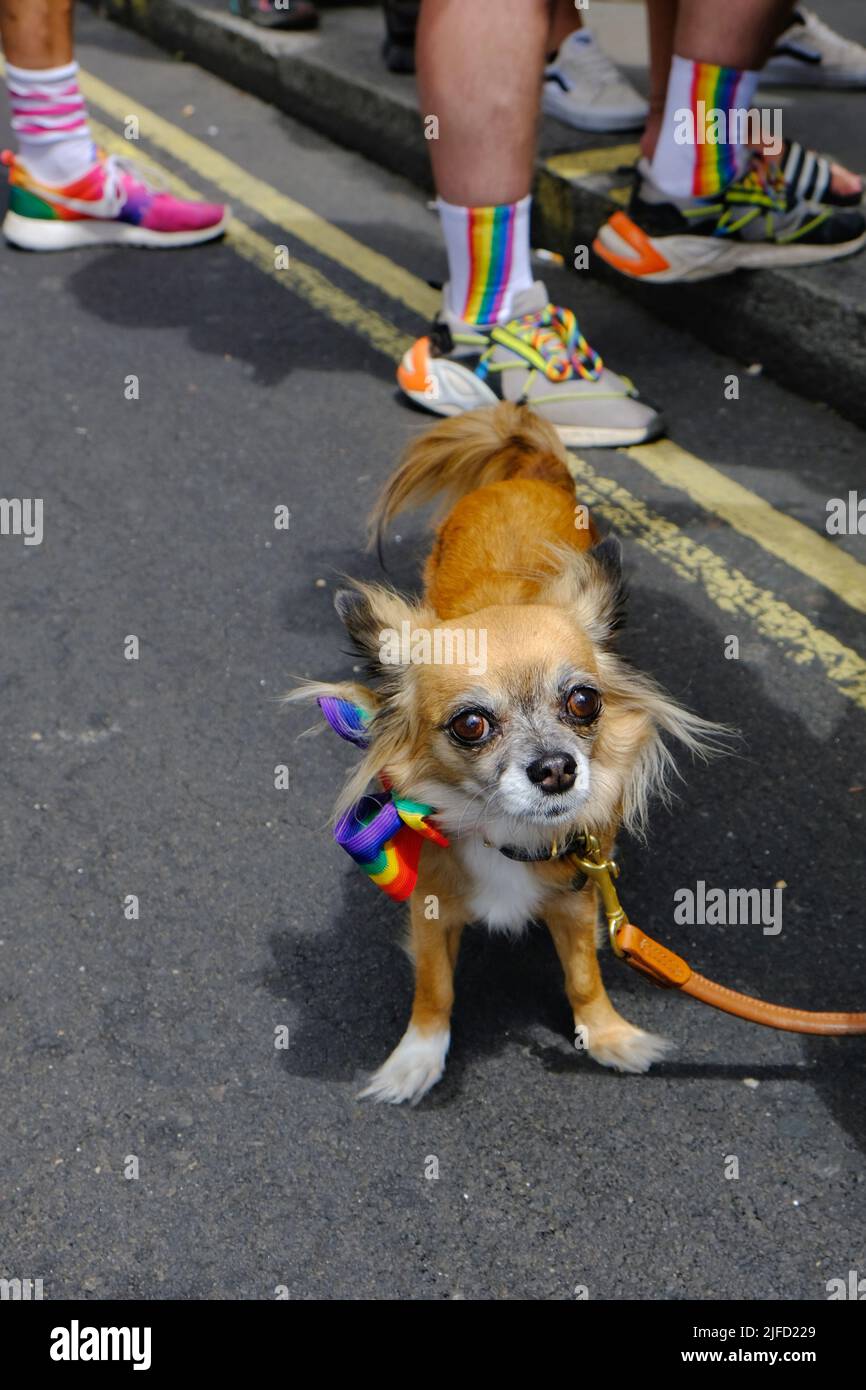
[650, 54, 758, 200]
[6, 60, 96, 186]
[438, 193, 534, 327]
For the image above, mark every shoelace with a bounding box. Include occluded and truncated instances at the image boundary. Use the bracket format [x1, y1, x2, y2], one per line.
[564, 38, 624, 91]
[728, 151, 788, 209]
[504, 305, 603, 383]
[103, 151, 169, 198]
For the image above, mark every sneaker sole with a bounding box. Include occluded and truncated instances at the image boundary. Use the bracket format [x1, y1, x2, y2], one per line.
[400, 384, 662, 446]
[594, 210, 866, 283]
[542, 86, 648, 132]
[2, 208, 229, 251]
[550, 418, 664, 447]
[398, 346, 663, 447]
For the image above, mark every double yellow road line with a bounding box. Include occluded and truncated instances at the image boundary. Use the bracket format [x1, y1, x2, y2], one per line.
[81, 69, 439, 323]
[9, 60, 866, 712]
[568, 455, 866, 708]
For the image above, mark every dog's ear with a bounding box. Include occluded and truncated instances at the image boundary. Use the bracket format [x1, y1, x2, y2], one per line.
[334, 586, 378, 655]
[540, 533, 627, 646]
[587, 534, 627, 641]
[334, 582, 425, 689]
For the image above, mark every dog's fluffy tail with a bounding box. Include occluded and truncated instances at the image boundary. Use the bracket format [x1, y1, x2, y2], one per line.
[368, 402, 573, 547]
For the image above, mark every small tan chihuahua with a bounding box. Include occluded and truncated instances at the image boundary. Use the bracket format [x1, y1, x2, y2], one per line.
[290, 403, 720, 1104]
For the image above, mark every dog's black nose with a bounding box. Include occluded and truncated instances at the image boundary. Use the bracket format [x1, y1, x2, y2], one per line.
[526, 751, 577, 795]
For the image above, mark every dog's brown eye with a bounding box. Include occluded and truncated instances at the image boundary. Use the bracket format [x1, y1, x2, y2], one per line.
[565, 686, 601, 724]
[448, 710, 491, 744]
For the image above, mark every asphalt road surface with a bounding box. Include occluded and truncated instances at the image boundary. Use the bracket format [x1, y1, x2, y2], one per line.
[1, 10, 865, 1301]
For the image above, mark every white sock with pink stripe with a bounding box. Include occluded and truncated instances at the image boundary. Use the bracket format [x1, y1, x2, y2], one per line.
[6, 59, 96, 186]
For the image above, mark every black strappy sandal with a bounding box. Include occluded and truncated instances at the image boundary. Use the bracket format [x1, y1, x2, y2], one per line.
[778, 138, 863, 208]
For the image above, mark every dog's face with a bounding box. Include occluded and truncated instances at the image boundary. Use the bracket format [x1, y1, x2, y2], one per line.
[319, 541, 711, 848]
[403, 605, 625, 839]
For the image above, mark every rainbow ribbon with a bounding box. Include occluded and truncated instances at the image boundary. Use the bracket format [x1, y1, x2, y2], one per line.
[318, 696, 448, 902]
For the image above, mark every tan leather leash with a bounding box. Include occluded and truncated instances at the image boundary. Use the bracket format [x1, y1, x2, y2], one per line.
[570, 833, 866, 1037]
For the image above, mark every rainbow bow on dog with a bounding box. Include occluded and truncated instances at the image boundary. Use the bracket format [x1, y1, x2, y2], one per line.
[318, 696, 448, 902]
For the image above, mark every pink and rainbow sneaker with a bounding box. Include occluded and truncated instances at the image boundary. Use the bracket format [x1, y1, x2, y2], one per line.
[1, 148, 228, 250]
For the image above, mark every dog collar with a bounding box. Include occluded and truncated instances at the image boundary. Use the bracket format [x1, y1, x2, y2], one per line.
[319, 696, 449, 902]
[491, 828, 587, 863]
[488, 829, 589, 891]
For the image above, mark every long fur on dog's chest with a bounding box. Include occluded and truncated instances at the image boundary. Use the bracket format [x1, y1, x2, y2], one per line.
[457, 838, 551, 934]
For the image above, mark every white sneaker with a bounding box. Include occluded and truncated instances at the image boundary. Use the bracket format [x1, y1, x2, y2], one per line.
[396, 281, 663, 448]
[543, 29, 649, 133]
[762, 7, 866, 88]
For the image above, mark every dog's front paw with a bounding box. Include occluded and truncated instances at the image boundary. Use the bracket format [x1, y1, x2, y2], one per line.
[358, 1024, 450, 1105]
[585, 1021, 671, 1074]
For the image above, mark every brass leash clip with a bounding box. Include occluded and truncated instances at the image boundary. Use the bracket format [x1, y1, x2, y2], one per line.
[568, 830, 628, 957]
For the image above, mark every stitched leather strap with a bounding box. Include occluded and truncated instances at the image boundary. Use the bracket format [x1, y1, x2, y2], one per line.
[616, 922, 866, 1036]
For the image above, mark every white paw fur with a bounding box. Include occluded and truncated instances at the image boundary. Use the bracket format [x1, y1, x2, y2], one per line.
[585, 1021, 671, 1074]
[359, 1025, 450, 1105]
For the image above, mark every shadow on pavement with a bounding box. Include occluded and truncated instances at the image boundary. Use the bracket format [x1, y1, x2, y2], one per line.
[64, 244, 397, 387]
